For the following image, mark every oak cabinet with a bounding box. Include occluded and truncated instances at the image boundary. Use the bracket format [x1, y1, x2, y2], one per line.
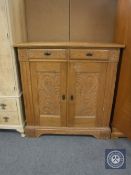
[11, 0, 129, 138]
[0, 0, 130, 138]
[17, 45, 122, 138]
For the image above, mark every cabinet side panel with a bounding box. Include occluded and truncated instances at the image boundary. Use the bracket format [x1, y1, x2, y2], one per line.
[18, 49, 35, 126]
[103, 62, 118, 126]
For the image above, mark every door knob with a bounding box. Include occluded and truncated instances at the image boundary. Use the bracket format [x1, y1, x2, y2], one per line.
[70, 95, 74, 101]
[62, 95, 66, 100]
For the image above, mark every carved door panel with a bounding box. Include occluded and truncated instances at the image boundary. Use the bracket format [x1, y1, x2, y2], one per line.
[68, 61, 108, 127]
[30, 61, 67, 127]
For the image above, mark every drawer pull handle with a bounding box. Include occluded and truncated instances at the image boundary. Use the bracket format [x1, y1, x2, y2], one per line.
[86, 53, 93, 57]
[3, 117, 9, 122]
[62, 95, 66, 100]
[0, 103, 7, 110]
[44, 52, 51, 56]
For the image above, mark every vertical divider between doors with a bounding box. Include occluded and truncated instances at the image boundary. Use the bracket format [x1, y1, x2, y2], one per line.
[66, 49, 70, 127]
[69, 0, 71, 41]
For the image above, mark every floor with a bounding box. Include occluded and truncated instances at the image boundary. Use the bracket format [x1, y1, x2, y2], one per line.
[0, 130, 131, 175]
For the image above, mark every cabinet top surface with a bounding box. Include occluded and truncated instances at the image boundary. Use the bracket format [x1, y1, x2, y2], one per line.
[14, 42, 125, 49]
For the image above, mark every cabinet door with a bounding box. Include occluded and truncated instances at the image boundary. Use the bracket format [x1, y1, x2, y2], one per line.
[30, 61, 67, 127]
[68, 61, 107, 127]
[0, 0, 16, 96]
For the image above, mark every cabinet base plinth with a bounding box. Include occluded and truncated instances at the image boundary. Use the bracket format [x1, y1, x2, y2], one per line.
[25, 126, 111, 139]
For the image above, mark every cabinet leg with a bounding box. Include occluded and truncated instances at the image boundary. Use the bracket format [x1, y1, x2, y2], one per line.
[16, 128, 25, 137]
[21, 132, 25, 137]
[111, 128, 125, 139]
[94, 130, 111, 139]
[25, 127, 36, 137]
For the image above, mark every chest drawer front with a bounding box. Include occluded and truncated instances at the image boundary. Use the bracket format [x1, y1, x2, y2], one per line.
[70, 49, 110, 60]
[0, 112, 19, 125]
[28, 49, 67, 59]
[0, 99, 17, 112]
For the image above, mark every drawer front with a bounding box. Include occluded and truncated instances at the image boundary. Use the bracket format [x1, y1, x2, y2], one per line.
[70, 49, 110, 60]
[0, 112, 19, 125]
[0, 99, 17, 112]
[28, 49, 67, 59]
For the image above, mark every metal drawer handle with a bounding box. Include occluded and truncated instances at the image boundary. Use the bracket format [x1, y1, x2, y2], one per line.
[3, 117, 9, 122]
[0, 103, 7, 110]
[44, 51, 51, 56]
[86, 53, 93, 57]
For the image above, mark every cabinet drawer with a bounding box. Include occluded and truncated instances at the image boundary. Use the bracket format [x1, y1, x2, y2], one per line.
[0, 112, 19, 125]
[28, 49, 67, 59]
[0, 99, 17, 111]
[70, 49, 110, 60]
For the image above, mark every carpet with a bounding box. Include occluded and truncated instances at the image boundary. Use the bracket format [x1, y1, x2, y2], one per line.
[0, 130, 131, 175]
